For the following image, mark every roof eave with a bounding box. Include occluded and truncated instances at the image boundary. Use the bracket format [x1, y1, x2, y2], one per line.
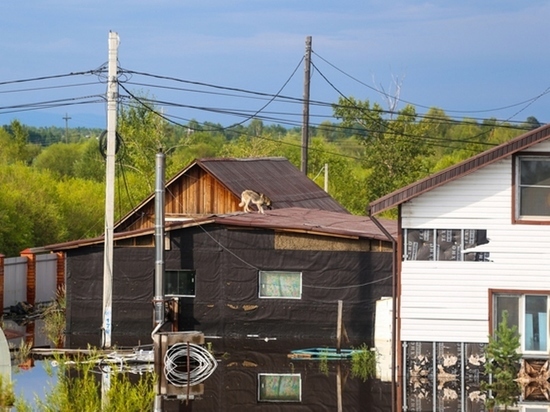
[369, 122, 550, 215]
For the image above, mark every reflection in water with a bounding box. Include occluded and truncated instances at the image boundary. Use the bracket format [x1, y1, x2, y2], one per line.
[159, 338, 391, 412]
[6, 321, 391, 411]
[404, 342, 488, 412]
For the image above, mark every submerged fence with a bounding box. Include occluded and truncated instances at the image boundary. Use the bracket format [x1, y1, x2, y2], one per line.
[1, 251, 63, 312]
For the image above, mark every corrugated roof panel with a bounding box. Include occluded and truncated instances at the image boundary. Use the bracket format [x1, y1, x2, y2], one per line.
[214, 207, 397, 241]
[198, 157, 348, 213]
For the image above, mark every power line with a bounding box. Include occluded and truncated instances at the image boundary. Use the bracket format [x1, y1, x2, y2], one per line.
[311, 49, 550, 118]
[0, 68, 106, 87]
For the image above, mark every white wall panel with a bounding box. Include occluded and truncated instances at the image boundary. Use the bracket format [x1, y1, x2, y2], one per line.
[399, 152, 550, 343]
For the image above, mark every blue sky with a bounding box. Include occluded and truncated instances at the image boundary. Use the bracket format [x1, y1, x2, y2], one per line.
[2, 1, 550, 129]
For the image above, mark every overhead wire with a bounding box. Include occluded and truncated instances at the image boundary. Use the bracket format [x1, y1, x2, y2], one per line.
[311, 50, 550, 118]
[118, 55, 305, 132]
[0, 54, 540, 157]
[0, 68, 106, 87]
[117, 62, 533, 153]
[162, 185, 393, 295]
[311, 60, 500, 150]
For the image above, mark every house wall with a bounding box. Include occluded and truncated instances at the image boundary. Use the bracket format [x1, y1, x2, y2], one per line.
[65, 226, 393, 349]
[172, 227, 393, 346]
[400, 146, 550, 344]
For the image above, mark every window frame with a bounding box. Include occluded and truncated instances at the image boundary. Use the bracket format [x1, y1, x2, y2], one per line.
[490, 289, 550, 356]
[513, 154, 550, 224]
[258, 270, 302, 299]
[164, 269, 196, 298]
[403, 228, 490, 262]
[257, 373, 302, 402]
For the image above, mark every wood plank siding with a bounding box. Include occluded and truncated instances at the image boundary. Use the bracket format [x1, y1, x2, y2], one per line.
[122, 168, 241, 232]
[165, 167, 240, 217]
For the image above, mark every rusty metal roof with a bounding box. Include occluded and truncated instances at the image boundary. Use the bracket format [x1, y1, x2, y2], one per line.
[212, 207, 397, 241]
[34, 208, 395, 253]
[114, 157, 348, 230]
[369, 122, 550, 215]
[196, 157, 348, 212]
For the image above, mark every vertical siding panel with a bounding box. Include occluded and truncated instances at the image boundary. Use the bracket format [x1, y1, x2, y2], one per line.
[0, 255, 3, 313]
[205, 174, 213, 213]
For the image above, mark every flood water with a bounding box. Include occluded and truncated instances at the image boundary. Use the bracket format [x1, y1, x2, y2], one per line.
[169, 338, 392, 411]
[5, 319, 392, 411]
[5, 318, 492, 412]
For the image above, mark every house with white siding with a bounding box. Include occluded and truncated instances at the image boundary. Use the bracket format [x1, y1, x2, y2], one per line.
[369, 123, 550, 411]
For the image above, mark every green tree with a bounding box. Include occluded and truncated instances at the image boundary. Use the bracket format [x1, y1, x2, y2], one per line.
[482, 310, 521, 410]
[167, 130, 226, 177]
[0, 164, 67, 256]
[219, 133, 281, 158]
[334, 97, 432, 203]
[1, 120, 40, 164]
[73, 137, 107, 182]
[33, 142, 85, 179]
[306, 137, 368, 215]
[56, 178, 105, 240]
[117, 97, 172, 189]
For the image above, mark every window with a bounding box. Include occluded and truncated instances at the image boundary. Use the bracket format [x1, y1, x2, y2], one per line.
[516, 156, 550, 221]
[492, 292, 549, 355]
[259, 271, 301, 299]
[403, 228, 490, 261]
[165, 270, 195, 297]
[258, 374, 301, 402]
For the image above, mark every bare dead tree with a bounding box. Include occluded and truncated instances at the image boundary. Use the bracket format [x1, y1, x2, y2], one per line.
[371, 72, 405, 119]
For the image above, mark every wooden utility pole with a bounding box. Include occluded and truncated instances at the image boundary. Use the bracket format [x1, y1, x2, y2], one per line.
[63, 113, 71, 143]
[301, 36, 312, 174]
[102, 31, 119, 349]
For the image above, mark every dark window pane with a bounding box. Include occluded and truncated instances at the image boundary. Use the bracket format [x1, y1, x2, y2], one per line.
[165, 270, 195, 296]
[520, 186, 550, 216]
[525, 295, 547, 352]
[495, 295, 519, 332]
[521, 159, 550, 186]
[519, 159, 550, 217]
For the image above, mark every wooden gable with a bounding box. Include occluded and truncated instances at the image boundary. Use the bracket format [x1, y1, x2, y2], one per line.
[115, 157, 348, 232]
[118, 165, 241, 232]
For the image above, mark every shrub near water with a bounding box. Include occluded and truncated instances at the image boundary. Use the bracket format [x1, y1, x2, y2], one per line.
[16, 353, 156, 412]
[0, 374, 15, 410]
[351, 343, 377, 382]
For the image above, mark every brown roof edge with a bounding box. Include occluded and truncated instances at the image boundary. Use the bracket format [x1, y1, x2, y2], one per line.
[29, 217, 217, 253]
[369, 122, 550, 215]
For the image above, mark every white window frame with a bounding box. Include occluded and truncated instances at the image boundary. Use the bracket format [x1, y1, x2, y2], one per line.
[164, 269, 196, 297]
[258, 271, 302, 299]
[257, 373, 302, 402]
[518, 405, 550, 412]
[492, 291, 549, 356]
[515, 155, 550, 222]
